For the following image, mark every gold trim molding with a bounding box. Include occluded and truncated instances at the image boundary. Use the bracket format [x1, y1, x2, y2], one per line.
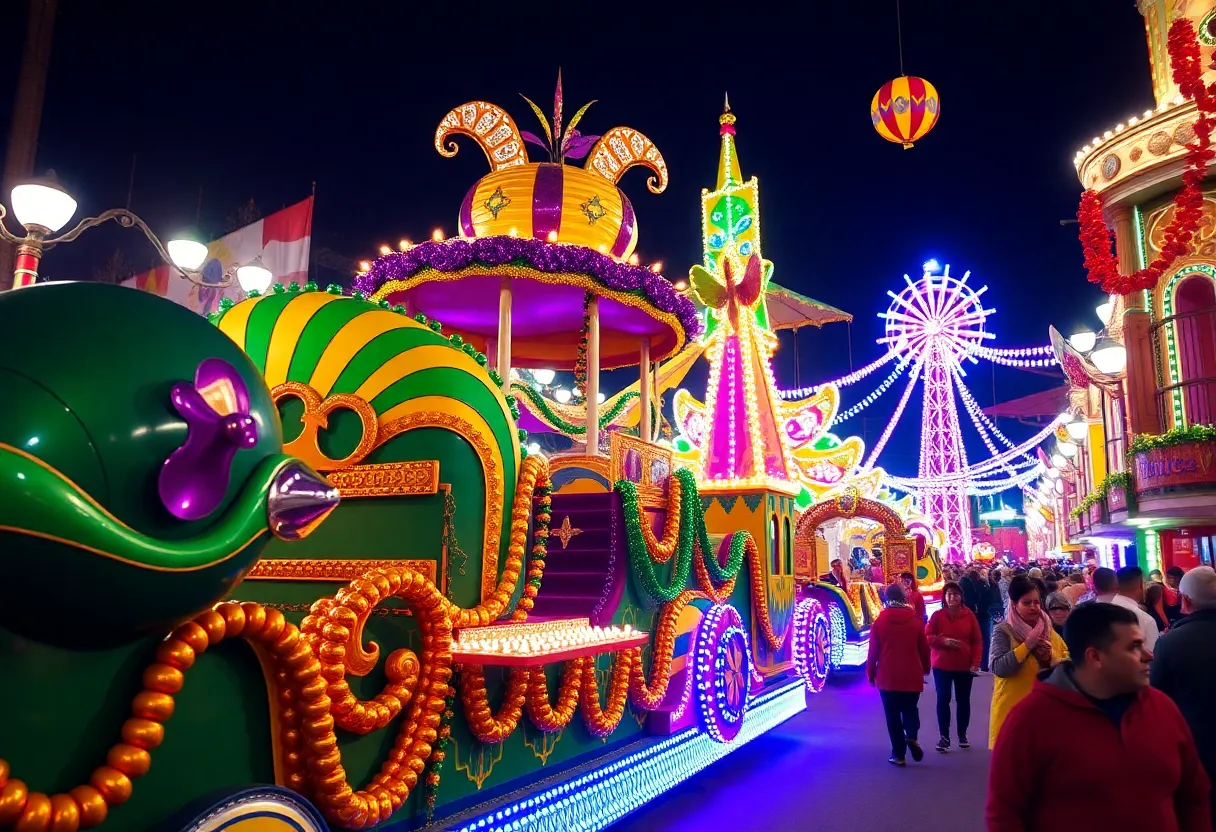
[247, 558, 438, 583]
[327, 460, 440, 498]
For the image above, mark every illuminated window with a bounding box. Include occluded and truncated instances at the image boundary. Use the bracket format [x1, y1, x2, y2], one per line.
[1173, 275, 1216, 427]
[770, 513, 781, 575]
[782, 516, 793, 575]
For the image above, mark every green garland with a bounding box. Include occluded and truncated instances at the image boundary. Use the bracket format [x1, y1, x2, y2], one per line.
[1068, 470, 1135, 521]
[442, 490, 469, 586]
[572, 291, 593, 402]
[1128, 423, 1216, 454]
[617, 469, 743, 604]
[677, 469, 743, 585]
[511, 382, 637, 436]
[618, 479, 690, 603]
[528, 484, 553, 593]
[423, 692, 456, 822]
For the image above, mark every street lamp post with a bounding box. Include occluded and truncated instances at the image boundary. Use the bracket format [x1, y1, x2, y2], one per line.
[0, 176, 273, 293]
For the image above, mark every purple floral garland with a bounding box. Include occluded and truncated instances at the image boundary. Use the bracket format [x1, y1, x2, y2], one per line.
[352, 237, 702, 340]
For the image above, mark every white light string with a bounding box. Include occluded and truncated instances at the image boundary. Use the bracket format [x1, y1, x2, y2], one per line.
[968, 344, 1059, 368]
[827, 359, 910, 426]
[862, 358, 924, 470]
[777, 349, 899, 400]
[881, 415, 1065, 489]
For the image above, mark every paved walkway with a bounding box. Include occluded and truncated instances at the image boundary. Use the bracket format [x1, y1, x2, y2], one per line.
[613, 671, 995, 832]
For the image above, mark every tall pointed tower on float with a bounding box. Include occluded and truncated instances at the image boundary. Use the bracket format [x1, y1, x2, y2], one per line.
[681, 97, 797, 491]
[672, 99, 872, 504]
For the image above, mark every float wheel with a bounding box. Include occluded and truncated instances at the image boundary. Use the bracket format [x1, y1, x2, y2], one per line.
[792, 598, 831, 693]
[693, 604, 752, 743]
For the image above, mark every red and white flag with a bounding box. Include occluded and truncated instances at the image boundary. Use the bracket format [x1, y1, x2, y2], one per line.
[124, 196, 313, 317]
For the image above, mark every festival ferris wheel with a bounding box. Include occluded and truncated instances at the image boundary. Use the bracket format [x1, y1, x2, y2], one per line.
[779, 261, 1066, 561]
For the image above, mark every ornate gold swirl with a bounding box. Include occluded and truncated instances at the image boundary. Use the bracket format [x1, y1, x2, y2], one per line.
[584, 127, 669, 194]
[434, 101, 528, 171]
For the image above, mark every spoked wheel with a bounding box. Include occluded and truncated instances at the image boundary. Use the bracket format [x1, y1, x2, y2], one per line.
[793, 598, 831, 693]
[693, 603, 752, 743]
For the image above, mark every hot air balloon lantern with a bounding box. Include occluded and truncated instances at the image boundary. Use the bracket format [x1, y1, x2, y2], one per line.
[870, 75, 940, 149]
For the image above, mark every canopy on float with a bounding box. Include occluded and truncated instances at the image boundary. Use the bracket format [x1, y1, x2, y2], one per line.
[766, 282, 852, 331]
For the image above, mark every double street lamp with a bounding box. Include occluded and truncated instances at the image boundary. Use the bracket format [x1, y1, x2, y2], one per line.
[0, 176, 274, 294]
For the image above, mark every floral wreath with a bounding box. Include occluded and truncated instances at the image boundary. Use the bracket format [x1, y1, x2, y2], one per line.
[1078, 18, 1216, 296]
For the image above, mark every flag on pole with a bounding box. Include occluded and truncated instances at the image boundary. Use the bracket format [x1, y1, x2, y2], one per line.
[123, 196, 313, 317]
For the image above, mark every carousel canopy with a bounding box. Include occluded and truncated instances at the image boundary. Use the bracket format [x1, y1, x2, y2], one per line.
[355, 237, 699, 370]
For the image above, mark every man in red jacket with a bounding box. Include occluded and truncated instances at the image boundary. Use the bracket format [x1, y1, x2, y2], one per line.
[867, 583, 931, 767]
[987, 602, 1211, 832]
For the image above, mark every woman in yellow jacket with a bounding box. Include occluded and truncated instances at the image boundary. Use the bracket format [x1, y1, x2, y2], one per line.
[988, 575, 1069, 748]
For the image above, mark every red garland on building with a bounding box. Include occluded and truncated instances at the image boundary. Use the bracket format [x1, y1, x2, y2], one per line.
[1077, 18, 1216, 296]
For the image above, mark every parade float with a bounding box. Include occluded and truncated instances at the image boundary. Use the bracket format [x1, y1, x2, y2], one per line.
[0, 87, 905, 832]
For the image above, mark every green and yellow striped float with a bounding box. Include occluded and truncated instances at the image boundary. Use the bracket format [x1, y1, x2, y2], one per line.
[213, 285, 520, 600]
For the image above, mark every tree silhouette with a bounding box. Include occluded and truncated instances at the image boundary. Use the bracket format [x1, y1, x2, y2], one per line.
[225, 198, 261, 233]
[93, 248, 133, 284]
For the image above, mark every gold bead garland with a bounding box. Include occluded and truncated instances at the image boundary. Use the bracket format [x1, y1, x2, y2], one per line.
[636, 474, 682, 563]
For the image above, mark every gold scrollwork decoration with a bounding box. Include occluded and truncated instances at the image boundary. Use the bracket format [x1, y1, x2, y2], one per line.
[247, 558, 437, 584]
[326, 460, 440, 498]
[271, 382, 379, 472]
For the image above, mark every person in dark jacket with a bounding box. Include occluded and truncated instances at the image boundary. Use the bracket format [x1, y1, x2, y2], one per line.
[988, 602, 1211, 832]
[963, 567, 996, 672]
[1152, 565, 1216, 823]
[867, 583, 931, 767]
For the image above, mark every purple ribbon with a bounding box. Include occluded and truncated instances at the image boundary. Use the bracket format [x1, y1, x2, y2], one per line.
[159, 358, 259, 521]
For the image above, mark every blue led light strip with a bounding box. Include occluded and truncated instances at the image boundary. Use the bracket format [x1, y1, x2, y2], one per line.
[449, 680, 807, 832]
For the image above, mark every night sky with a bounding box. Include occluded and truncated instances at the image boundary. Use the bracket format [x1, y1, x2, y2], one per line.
[0, 0, 1148, 481]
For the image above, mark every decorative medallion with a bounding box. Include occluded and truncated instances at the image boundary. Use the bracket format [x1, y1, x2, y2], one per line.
[580, 195, 607, 225]
[554, 515, 583, 549]
[649, 457, 670, 488]
[1174, 121, 1196, 147]
[1129, 147, 1143, 162]
[835, 486, 860, 517]
[1101, 154, 1121, 181]
[484, 186, 511, 219]
[1148, 131, 1172, 156]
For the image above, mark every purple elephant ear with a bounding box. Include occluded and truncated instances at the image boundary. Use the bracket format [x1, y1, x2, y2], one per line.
[158, 358, 259, 521]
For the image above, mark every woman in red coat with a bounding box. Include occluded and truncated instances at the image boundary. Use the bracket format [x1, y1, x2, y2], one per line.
[867, 582, 932, 767]
[925, 581, 983, 752]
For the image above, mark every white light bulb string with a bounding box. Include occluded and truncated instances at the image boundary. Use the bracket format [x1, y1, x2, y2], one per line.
[951, 365, 1037, 466]
[968, 344, 1058, 368]
[882, 415, 1065, 489]
[777, 349, 899, 400]
[862, 358, 924, 470]
[827, 359, 910, 426]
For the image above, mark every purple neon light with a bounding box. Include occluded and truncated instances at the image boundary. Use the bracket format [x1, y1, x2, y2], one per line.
[532, 163, 564, 241]
[610, 191, 636, 258]
[459, 185, 476, 237]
